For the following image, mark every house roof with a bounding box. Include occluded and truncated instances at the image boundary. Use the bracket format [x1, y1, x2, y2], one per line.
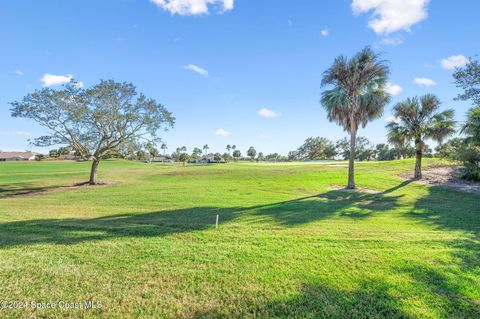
[0, 151, 36, 159]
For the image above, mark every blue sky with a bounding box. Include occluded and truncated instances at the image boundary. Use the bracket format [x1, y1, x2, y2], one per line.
[0, 0, 478, 155]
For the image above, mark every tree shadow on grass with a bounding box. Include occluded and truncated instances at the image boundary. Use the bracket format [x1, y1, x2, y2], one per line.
[0, 183, 69, 198]
[410, 186, 480, 238]
[249, 189, 405, 226]
[404, 185, 480, 317]
[0, 183, 410, 248]
[193, 280, 414, 319]
[0, 207, 240, 248]
[397, 263, 480, 318]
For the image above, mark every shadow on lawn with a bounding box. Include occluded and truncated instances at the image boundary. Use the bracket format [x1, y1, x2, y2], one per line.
[0, 183, 68, 198]
[411, 185, 480, 238]
[0, 184, 408, 248]
[193, 280, 414, 319]
[404, 185, 480, 317]
[250, 188, 406, 226]
[0, 207, 240, 248]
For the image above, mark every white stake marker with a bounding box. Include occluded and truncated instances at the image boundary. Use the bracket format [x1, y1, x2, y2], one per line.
[215, 215, 219, 229]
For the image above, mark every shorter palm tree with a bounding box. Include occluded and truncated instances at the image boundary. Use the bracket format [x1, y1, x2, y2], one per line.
[461, 106, 480, 145]
[386, 94, 456, 179]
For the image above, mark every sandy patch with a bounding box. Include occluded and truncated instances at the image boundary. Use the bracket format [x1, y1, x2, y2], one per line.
[399, 166, 480, 194]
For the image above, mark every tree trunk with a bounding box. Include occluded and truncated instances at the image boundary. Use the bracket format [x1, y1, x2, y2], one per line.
[414, 139, 423, 179]
[89, 159, 100, 185]
[347, 130, 357, 189]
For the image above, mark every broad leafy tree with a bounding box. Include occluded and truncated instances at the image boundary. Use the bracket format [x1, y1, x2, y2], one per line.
[453, 57, 480, 105]
[247, 146, 257, 160]
[297, 137, 336, 160]
[10, 80, 174, 184]
[386, 94, 455, 179]
[321, 47, 390, 188]
[232, 150, 241, 161]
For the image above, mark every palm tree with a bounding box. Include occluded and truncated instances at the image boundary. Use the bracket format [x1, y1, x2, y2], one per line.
[321, 47, 390, 189]
[461, 106, 480, 145]
[226, 144, 232, 155]
[387, 124, 408, 159]
[203, 144, 209, 159]
[386, 94, 455, 179]
[160, 143, 168, 162]
[430, 110, 456, 146]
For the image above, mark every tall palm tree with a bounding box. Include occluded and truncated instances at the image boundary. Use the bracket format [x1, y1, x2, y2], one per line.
[386, 94, 455, 179]
[226, 144, 232, 155]
[160, 143, 168, 162]
[321, 47, 390, 189]
[203, 144, 209, 157]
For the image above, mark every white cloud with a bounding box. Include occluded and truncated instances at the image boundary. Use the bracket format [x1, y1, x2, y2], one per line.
[258, 108, 281, 118]
[288, 20, 293, 26]
[214, 128, 231, 137]
[380, 35, 403, 46]
[351, 0, 430, 34]
[40, 73, 74, 87]
[320, 29, 329, 37]
[441, 55, 468, 70]
[385, 116, 400, 124]
[8, 130, 31, 136]
[150, 0, 234, 15]
[184, 64, 209, 77]
[14, 69, 24, 76]
[384, 82, 402, 95]
[414, 77, 436, 87]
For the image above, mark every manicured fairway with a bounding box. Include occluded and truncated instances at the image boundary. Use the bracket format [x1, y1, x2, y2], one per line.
[0, 160, 479, 318]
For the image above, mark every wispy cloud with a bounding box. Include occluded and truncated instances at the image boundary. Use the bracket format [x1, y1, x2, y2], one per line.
[384, 82, 402, 95]
[184, 64, 209, 77]
[214, 128, 231, 137]
[380, 35, 403, 46]
[414, 77, 436, 87]
[320, 29, 329, 37]
[441, 55, 468, 70]
[258, 108, 281, 118]
[14, 69, 24, 76]
[351, 0, 430, 34]
[8, 130, 31, 136]
[40, 73, 74, 87]
[150, 0, 234, 15]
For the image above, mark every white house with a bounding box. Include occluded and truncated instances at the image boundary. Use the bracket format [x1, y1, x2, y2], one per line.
[0, 151, 36, 161]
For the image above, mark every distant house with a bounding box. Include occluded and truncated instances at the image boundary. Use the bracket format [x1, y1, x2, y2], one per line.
[0, 151, 36, 161]
[151, 156, 172, 163]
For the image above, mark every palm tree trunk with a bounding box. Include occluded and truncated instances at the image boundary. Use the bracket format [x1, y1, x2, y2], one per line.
[89, 159, 100, 185]
[414, 139, 422, 179]
[347, 130, 357, 189]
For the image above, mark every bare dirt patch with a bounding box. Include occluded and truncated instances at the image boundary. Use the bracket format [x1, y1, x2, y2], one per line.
[0, 182, 118, 199]
[399, 166, 480, 194]
[330, 185, 379, 194]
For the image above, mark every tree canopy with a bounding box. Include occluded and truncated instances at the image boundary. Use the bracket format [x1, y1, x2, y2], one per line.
[10, 80, 174, 184]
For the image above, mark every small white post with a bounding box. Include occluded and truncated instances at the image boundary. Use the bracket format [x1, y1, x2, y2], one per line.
[215, 215, 219, 229]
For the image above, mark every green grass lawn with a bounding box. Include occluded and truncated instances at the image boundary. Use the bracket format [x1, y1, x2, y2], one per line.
[0, 159, 479, 318]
